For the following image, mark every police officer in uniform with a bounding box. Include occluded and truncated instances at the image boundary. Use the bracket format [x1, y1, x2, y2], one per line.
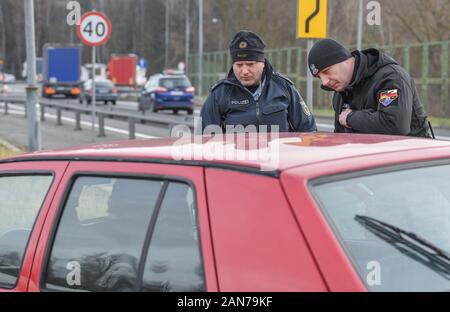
[308, 38, 431, 137]
[200, 30, 317, 133]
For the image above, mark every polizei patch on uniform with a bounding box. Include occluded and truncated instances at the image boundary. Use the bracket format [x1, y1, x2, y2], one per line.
[231, 99, 250, 105]
[378, 89, 399, 106]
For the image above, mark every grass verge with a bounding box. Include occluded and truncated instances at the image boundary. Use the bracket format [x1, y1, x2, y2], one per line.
[0, 142, 25, 159]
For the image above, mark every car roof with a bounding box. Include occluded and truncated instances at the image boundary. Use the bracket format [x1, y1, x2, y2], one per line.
[85, 78, 113, 83]
[3, 133, 450, 177]
[159, 75, 188, 79]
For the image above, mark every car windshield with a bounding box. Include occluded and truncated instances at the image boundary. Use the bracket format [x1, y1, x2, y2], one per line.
[311, 163, 450, 292]
[96, 82, 113, 88]
[85, 81, 112, 88]
[159, 78, 191, 89]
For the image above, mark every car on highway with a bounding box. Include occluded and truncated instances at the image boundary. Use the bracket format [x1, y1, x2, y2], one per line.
[1, 133, 450, 292]
[138, 72, 195, 115]
[0, 84, 8, 96]
[79, 78, 118, 105]
[0, 73, 16, 83]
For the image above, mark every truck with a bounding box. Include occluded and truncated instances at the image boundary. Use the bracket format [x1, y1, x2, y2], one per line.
[22, 57, 44, 82]
[107, 54, 137, 87]
[42, 44, 81, 98]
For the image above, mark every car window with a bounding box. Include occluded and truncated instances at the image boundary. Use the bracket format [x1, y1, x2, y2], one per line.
[0, 174, 53, 289]
[311, 164, 450, 291]
[150, 77, 158, 88]
[159, 78, 191, 89]
[142, 182, 205, 292]
[144, 80, 151, 90]
[144, 77, 157, 90]
[45, 176, 162, 291]
[44, 177, 205, 292]
[96, 82, 113, 88]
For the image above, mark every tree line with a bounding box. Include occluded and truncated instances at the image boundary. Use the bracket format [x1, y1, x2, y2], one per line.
[0, 0, 448, 77]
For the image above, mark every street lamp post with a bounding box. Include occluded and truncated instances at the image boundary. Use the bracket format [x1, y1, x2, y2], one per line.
[198, 0, 203, 97]
[24, 0, 41, 151]
[357, 0, 364, 50]
[165, 0, 170, 69]
[211, 17, 224, 51]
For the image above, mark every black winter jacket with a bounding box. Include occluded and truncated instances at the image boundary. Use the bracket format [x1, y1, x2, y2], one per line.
[333, 49, 430, 137]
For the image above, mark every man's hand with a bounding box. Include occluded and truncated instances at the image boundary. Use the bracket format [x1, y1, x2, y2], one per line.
[339, 108, 353, 128]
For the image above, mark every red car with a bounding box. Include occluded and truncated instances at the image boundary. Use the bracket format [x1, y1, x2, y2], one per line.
[1, 133, 450, 292]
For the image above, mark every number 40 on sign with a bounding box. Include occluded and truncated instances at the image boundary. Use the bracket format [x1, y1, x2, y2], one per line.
[76, 11, 112, 47]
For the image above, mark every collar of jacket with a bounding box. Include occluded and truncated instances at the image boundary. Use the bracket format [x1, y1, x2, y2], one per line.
[224, 58, 274, 88]
[344, 48, 398, 93]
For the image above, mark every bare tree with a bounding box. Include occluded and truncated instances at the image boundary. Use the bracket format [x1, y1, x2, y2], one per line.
[0, 0, 6, 61]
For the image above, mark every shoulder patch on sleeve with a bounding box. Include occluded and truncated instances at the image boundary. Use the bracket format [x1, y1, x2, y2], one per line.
[210, 79, 225, 92]
[378, 89, 399, 106]
[301, 100, 311, 117]
[273, 72, 294, 86]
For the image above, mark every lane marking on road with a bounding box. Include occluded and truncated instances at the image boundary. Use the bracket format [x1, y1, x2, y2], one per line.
[6, 105, 158, 139]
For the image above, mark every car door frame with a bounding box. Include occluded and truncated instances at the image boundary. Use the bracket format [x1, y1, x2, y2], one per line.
[281, 166, 368, 292]
[28, 160, 218, 292]
[0, 161, 69, 292]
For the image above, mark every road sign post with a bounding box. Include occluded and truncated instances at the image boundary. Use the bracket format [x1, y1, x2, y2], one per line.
[92, 46, 96, 141]
[297, 0, 328, 113]
[77, 11, 112, 142]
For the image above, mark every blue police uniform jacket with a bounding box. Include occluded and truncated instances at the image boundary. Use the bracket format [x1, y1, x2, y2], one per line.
[200, 59, 317, 132]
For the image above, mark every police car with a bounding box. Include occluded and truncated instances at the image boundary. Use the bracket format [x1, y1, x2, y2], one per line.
[138, 70, 195, 115]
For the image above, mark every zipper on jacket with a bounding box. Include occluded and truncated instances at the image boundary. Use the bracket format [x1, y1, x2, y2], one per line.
[255, 101, 260, 128]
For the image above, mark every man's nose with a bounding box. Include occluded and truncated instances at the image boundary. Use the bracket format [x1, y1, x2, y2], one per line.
[320, 75, 330, 86]
[241, 66, 250, 75]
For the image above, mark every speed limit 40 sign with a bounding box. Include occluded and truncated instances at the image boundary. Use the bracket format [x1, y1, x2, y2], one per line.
[76, 11, 112, 46]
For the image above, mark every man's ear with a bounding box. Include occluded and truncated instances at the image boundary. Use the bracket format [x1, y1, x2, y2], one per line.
[345, 57, 356, 70]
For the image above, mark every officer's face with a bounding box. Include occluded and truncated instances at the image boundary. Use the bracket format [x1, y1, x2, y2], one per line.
[233, 61, 265, 86]
[317, 59, 354, 92]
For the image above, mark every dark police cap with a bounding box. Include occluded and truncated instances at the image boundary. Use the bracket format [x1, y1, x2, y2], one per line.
[229, 30, 266, 63]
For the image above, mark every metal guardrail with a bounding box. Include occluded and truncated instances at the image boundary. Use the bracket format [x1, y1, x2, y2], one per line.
[0, 96, 195, 139]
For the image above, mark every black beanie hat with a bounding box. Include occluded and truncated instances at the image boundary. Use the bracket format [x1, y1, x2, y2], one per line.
[308, 39, 352, 76]
[229, 30, 266, 63]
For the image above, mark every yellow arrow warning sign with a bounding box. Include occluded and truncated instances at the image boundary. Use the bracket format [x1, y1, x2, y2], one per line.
[297, 0, 327, 39]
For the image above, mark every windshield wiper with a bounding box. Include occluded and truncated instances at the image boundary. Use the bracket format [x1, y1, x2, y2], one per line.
[355, 215, 450, 279]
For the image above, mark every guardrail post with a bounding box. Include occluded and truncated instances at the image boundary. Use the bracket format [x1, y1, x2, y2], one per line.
[56, 108, 62, 125]
[168, 122, 176, 136]
[40, 104, 45, 121]
[98, 114, 106, 137]
[128, 118, 136, 140]
[4, 101, 8, 115]
[74, 111, 82, 131]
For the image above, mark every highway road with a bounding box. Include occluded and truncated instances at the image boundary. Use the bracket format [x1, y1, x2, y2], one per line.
[1, 82, 449, 150]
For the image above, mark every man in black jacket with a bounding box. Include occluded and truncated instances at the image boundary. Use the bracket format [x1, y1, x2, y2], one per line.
[308, 39, 431, 137]
[200, 30, 317, 134]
